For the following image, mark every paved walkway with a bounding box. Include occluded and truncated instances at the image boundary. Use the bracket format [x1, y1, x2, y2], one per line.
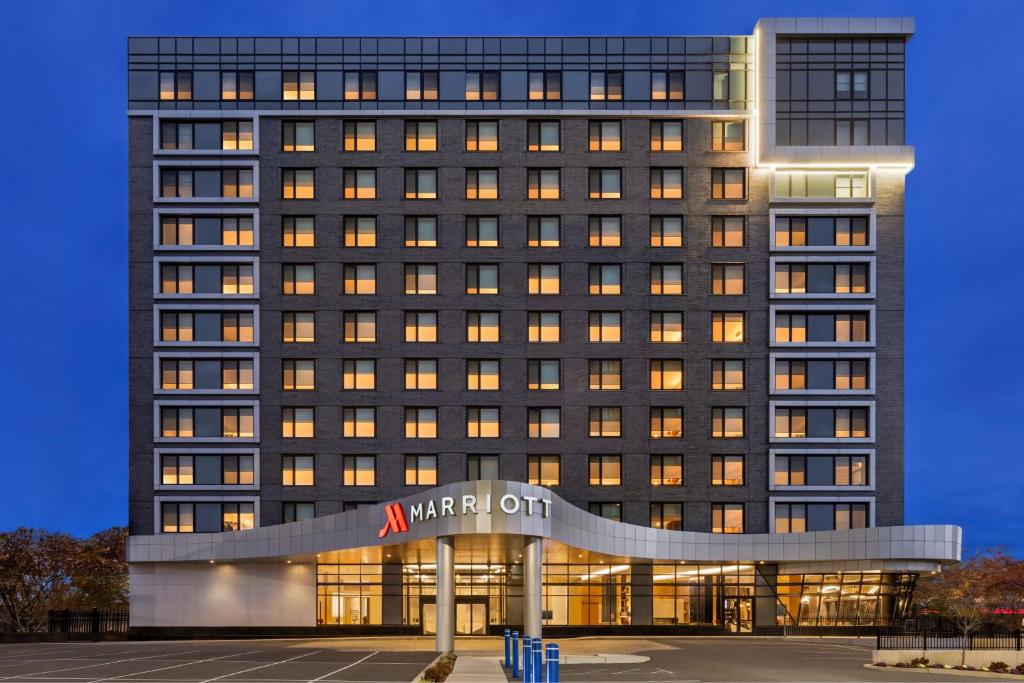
[448, 655, 506, 682]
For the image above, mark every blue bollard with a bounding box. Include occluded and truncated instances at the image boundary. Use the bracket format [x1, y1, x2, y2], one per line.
[522, 633, 531, 682]
[532, 637, 542, 683]
[512, 630, 519, 678]
[546, 643, 559, 683]
[504, 628, 511, 669]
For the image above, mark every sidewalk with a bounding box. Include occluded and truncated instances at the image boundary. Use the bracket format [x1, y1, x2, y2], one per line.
[447, 655, 507, 682]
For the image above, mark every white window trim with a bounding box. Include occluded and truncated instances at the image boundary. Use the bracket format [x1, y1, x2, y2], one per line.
[153, 447, 261, 492]
[769, 303, 875, 348]
[151, 112, 260, 156]
[768, 448, 875, 492]
[769, 351, 875, 396]
[153, 398, 260, 444]
[153, 303, 260, 348]
[153, 255, 260, 300]
[768, 255, 876, 300]
[153, 494, 261, 534]
[769, 399, 875, 445]
[769, 495, 876, 533]
[769, 207, 876, 253]
[152, 207, 261, 252]
[152, 158, 260, 204]
[153, 351, 260, 396]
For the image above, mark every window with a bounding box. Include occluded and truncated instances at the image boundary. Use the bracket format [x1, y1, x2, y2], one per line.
[404, 264, 437, 295]
[775, 359, 870, 391]
[528, 408, 560, 438]
[162, 502, 255, 533]
[651, 264, 684, 295]
[651, 70, 684, 100]
[221, 71, 253, 101]
[589, 502, 622, 521]
[404, 169, 438, 199]
[713, 67, 745, 103]
[467, 454, 500, 480]
[588, 311, 620, 343]
[160, 406, 255, 438]
[650, 168, 684, 199]
[650, 360, 684, 391]
[528, 264, 561, 294]
[404, 216, 438, 247]
[283, 121, 315, 152]
[404, 121, 438, 152]
[467, 311, 500, 342]
[467, 359, 500, 391]
[651, 503, 683, 531]
[529, 71, 561, 100]
[528, 455, 560, 486]
[589, 264, 621, 295]
[711, 359, 745, 390]
[282, 169, 315, 199]
[160, 311, 254, 343]
[282, 455, 315, 486]
[342, 455, 376, 486]
[405, 359, 438, 390]
[588, 407, 621, 437]
[343, 121, 376, 151]
[283, 216, 315, 247]
[220, 121, 252, 151]
[528, 311, 560, 343]
[775, 503, 868, 534]
[526, 168, 561, 200]
[712, 312, 745, 343]
[283, 264, 315, 294]
[712, 264, 745, 295]
[774, 454, 869, 487]
[650, 407, 683, 438]
[774, 216, 869, 248]
[712, 217, 745, 247]
[588, 121, 621, 151]
[343, 169, 376, 199]
[344, 71, 377, 101]
[589, 71, 623, 101]
[463, 216, 499, 247]
[712, 169, 746, 199]
[160, 453, 254, 486]
[340, 264, 376, 295]
[466, 168, 499, 199]
[588, 455, 621, 485]
[836, 70, 868, 99]
[466, 121, 499, 152]
[283, 502, 315, 523]
[712, 407, 745, 438]
[529, 359, 560, 390]
[712, 121, 745, 151]
[774, 312, 870, 344]
[527, 217, 560, 247]
[283, 312, 315, 343]
[467, 407, 500, 438]
[283, 71, 315, 100]
[650, 121, 683, 151]
[465, 71, 500, 100]
[160, 122, 194, 151]
[711, 455, 744, 486]
[650, 454, 683, 486]
[160, 169, 253, 198]
[712, 503, 744, 533]
[588, 216, 621, 247]
[342, 359, 376, 390]
[835, 119, 870, 145]
[650, 216, 684, 247]
[405, 408, 438, 438]
[343, 311, 376, 342]
[527, 121, 560, 152]
[282, 407, 314, 438]
[466, 264, 499, 294]
[404, 455, 437, 485]
[282, 359, 315, 390]
[344, 216, 377, 247]
[405, 71, 438, 100]
[405, 311, 438, 342]
[774, 406, 869, 439]
[650, 312, 684, 343]
[341, 407, 376, 438]
[159, 71, 192, 100]
[774, 263, 870, 295]
[588, 359, 621, 390]
[588, 168, 622, 199]
[774, 172, 868, 199]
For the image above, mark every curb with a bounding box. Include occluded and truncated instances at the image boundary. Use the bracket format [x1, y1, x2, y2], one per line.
[411, 652, 444, 683]
[864, 664, 1024, 679]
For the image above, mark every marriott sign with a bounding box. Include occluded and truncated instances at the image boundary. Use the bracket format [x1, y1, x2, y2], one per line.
[379, 492, 552, 538]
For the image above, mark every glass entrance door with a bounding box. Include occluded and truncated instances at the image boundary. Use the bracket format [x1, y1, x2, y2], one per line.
[721, 597, 753, 633]
[420, 598, 488, 635]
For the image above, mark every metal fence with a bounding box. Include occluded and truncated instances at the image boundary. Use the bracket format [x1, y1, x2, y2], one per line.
[877, 629, 1023, 651]
[48, 609, 128, 634]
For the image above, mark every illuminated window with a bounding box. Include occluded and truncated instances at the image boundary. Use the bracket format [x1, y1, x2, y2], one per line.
[529, 359, 560, 390]
[467, 311, 500, 343]
[220, 71, 253, 101]
[466, 121, 499, 151]
[467, 407, 500, 437]
[588, 168, 621, 199]
[589, 71, 622, 101]
[651, 168, 684, 199]
[467, 454, 500, 480]
[343, 264, 377, 295]
[588, 407, 621, 437]
[405, 359, 438, 390]
[161, 502, 194, 533]
[651, 407, 684, 439]
[343, 216, 377, 247]
[160, 453, 194, 485]
[282, 169, 315, 199]
[712, 312, 745, 343]
[466, 264, 499, 294]
[774, 407, 869, 439]
[342, 359, 376, 390]
[404, 264, 437, 294]
[589, 264, 621, 295]
[650, 121, 683, 151]
[776, 263, 869, 295]
[529, 71, 561, 100]
[342, 311, 376, 342]
[651, 71, 684, 100]
[712, 168, 746, 199]
[588, 359, 621, 391]
[343, 407, 376, 438]
[405, 121, 437, 151]
[466, 168, 499, 199]
[651, 264, 684, 295]
[588, 502, 621, 521]
[343, 121, 377, 151]
[588, 455, 621, 485]
[466, 216, 499, 247]
[467, 360, 500, 391]
[282, 359, 315, 390]
[283, 502, 315, 523]
[588, 120, 621, 151]
[342, 456, 377, 486]
[283, 121, 315, 152]
[282, 407, 314, 438]
[283, 216, 315, 247]
[588, 311, 620, 342]
[405, 71, 439, 100]
[774, 172, 868, 199]
[221, 122, 253, 150]
[712, 217, 745, 247]
[712, 503, 744, 533]
[404, 169, 437, 199]
[650, 216, 684, 247]
[405, 311, 438, 342]
[712, 121, 745, 151]
[711, 455, 744, 486]
[160, 359, 195, 389]
[774, 454, 869, 487]
[283, 263, 315, 295]
[344, 71, 377, 100]
[465, 71, 500, 101]
[588, 216, 621, 247]
[650, 312, 683, 343]
[528, 264, 561, 295]
[527, 216, 560, 247]
[221, 169, 253, 198]
[404, 408, 438, 439]
[712, 359, 745, 390]
[712, 264, 745, 295]
[159, 71, 191, 100]
[282, 71, 315, 100]
[528, 455, 561, 486]
[527, 169, 561, 199]
[713, 66, 746, 103]
[405, 454, 437, 485]
[527, 121, 560, 151]
[650, 454, 683, 486]
[343, 169, 376, 199]
[651, 503, 683, 531]
[774, 216, 869, 248]
[529, 311, 561, 343]
[711, 407, 745, 438]
[282, 455, 315, 486]
[650, 359, 684, 391]
[405, 216, 438, 247]
[160, 169, 193, 198]
[283, 312, 315, 343]
[528, 408, 561, 438]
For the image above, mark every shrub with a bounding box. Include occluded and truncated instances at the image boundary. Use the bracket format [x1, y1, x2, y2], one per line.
[421, 653, 456, 683]
[989, 662, 1010, 672]
[911, 657, 930, 667]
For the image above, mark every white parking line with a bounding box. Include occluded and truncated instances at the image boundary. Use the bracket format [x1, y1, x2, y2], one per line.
[197, 650, 321, 683]
[0, 650, 148, 671]
[0, 651, 200, 681]
[307, 651, 378, 682]
[87, 649, 262, 682]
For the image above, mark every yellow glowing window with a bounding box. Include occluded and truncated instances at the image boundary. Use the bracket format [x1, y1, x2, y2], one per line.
[344, 169, 377, 200]
[283, 71, 315, 100]
[343, 217, 377, 247]
[343, 456, 377, 486]
[405, 216, 438, 247]
[589, 169, 621, 199]
[283, 264, 315, 295]
[283, 312, 315, 343]
[405, 121, 437, 151]
[650, 455, 683, 485]
[404, 264, 437, 294]
[467, 407, 500, 437]
[712, 408, 745, 438]
[712, 359, 744, 390]
[343, 264, 377, 295]
[527, 121, 560, 152]
[712, 121, 745, 151]
[713, 312, 745, 343]
[405, 359, 438, 390]
[466, 169, 499, 199]
[650, 409, 683, 439]
[589, 264, 621, 295]
[650, 360, 684, 390]
[650, 312, 683, 343]
[712, 217, 745, 247]
[405, 311, 437, 342]
[712, 264, 744, 295]
[283, 455, 315, 485]
[404, 169, 437, 199]
[467, 311, 499, 342]
[588, 359, 620, 390]
[588, 311, 620, 342]
[651, 168, 684, 199]
[527, 169, 560, 200]
[528, 264, 560, 295]
[651, 264, 683, 295]
[221, 71, 253, 101]
[282, 408, 315, 438]
[405, 408, 438, 438]
[283, 121, 315, 152]
[650, 121, 684, 152]
[343, 121, 376, 152]
[342, 359, 376, 390]
[527, 217, 559, 247]
[650, 216, 684, 247]
[588, 216, 621, 247]
[222, 122, 254, 151]
[528, 409, 560, 439]
[529, 312, 560, 343]
[343, 408, 376, 438]
[712, 455, 745, 486]
[343, 313, 376, 343]
[588, 121, 621, 151]
[283, 216, 315, 247]
[528, 455, 560, 486]
[466, 121, 499, 152]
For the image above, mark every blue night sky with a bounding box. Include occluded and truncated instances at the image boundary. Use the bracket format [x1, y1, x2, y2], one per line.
[1, 0, 1021, 555]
